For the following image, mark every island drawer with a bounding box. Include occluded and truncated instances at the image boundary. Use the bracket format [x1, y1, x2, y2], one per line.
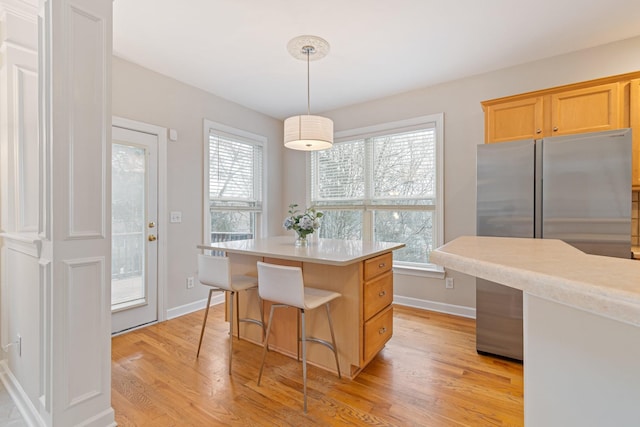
[363, 305, 393, 363]
[364, 252, 392, 281]
[363, 271, 393, 320]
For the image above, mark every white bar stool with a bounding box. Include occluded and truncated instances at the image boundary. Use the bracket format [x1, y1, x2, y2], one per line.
[256, 261, 341, 413]
[196, 254, 264, 374]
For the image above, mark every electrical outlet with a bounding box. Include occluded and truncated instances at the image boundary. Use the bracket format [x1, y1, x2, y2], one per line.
[445, 277, 454, 289]
[187, 277, 195, 289]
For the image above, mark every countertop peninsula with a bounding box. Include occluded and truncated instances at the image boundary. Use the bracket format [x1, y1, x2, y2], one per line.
[431, 236, 640, 426]
[198, 235, 405, 266]
[430, 236, 640, 326]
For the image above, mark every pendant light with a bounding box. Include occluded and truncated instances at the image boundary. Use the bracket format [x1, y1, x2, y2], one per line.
[284, 35, 333, 151]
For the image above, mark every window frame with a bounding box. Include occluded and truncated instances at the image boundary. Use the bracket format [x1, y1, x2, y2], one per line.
[203, 119, 267, 245]
[308, 114, 444, 273]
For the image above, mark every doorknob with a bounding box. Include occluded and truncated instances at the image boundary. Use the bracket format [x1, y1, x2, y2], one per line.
[148, 221, 156, 228]
[148, 235, 157, 242]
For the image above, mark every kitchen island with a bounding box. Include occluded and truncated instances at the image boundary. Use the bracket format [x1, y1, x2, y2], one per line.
[199, 236, 405, 379]
[431, 236, 640, 427]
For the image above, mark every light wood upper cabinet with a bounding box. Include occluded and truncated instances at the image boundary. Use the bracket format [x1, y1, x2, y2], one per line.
[482, 71, 640, 187]
[550, 83, 621, 136]
[630, 79, 640, 188]
[484, 96, 543, 143]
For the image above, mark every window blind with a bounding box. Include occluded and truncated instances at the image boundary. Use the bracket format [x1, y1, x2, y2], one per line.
[208, 130, 262, 210]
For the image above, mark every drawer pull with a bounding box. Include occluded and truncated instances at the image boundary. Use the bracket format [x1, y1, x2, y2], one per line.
[378, 290, 386, 297]
[379, 263, 386, 268]
[379, 327, 387, 335]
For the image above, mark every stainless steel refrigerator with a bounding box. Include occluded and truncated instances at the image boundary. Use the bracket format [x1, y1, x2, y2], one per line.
[476, 128, 632, 361]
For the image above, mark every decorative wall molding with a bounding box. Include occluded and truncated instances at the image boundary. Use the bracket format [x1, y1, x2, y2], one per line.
[39, 0, 115, 424]
[0, 360, 45, 427]
[14, 63, 39, 233]
[0, 1, 38, 22]
[63, 257, 106, 409]
[66, 5, 107, 240]
[1, 232, 41, 257]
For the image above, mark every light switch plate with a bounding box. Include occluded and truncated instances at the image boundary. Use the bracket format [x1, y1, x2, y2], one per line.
[170, 211, 182, 223]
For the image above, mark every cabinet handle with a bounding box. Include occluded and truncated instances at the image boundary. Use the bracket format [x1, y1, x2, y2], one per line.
[379, 263, 385, 268]
[535, 128, 541, 134]
[553, 127, 558, 132]
[379, 327, 387, 335]
[378, 290, 386, 297]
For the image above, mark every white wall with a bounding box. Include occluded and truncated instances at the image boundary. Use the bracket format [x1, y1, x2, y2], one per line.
[285, 35, 640, 312]
[112, 57, 284, 313]
[113, 35, 640, 316]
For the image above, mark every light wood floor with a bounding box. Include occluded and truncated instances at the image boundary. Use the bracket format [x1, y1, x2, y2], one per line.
[111, 304, 523, 426]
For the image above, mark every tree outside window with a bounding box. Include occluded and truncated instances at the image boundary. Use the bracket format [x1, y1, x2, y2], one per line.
[311, 114, 443, 269]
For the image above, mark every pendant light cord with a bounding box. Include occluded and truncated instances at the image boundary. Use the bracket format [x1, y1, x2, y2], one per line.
[306, 47, 311, 115]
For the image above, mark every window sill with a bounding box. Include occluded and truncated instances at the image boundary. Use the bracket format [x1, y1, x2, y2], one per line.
[392, 264, 445, 279]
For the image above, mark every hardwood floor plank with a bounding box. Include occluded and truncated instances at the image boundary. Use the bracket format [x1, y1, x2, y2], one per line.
[112, 304, 523, 426]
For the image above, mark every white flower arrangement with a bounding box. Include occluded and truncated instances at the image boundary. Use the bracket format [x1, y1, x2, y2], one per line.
[283, 203, 323, 239]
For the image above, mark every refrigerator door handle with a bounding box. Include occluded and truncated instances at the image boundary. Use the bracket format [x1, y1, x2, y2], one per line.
[534, 139, 543, 238]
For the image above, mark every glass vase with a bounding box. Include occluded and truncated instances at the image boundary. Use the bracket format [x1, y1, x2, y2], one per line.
[295, 232, 309, 247]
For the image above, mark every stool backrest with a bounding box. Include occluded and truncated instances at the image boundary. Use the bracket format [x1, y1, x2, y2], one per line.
[198, 254, 232, 290]
[256, 262, 305, 309]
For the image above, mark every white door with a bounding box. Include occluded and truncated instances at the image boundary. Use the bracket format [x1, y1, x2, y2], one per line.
[111, 125, 159, 333]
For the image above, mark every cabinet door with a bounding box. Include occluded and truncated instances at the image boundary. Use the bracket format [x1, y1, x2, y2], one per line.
[484, 96, 543, 143]
[631, 79, 640, 188]
[550, 83, 621, 136]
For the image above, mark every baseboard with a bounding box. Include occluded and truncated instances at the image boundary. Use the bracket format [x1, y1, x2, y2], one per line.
[76, 407, 116, 427]
[0, 360, 44, 427]
[167, 295, 474, 320]
[166, 294, 225, 320]
[393, 295, 476, 319]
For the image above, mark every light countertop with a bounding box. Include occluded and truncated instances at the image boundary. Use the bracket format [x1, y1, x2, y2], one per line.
[198, 235, 405, 266]
[430, 236, 640, 326]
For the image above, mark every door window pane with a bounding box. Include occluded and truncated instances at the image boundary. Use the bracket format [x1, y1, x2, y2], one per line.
[112, 143, 146, 309]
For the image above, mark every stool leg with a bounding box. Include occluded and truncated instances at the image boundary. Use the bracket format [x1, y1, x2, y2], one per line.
[196, 288, 214, 358]
[235, 290, 241, 339]
[296, 309, 301, 361]
[257, 304, 277, 386]
[301, 308, 307, 413]
[228, 291, 234, 374]
[326, 303, 341, 379]
[258, 293, 266, 342]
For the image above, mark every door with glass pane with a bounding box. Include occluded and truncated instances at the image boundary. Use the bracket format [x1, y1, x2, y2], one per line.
[111, 126, 158, 333]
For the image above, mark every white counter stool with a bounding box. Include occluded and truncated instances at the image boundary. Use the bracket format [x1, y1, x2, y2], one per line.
[196, 254, 264, 374]
[256, 261, 341, 413]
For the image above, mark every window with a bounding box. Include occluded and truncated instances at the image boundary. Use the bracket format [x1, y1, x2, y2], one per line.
[310, 114, 443, 269]
[204, 120, 265, 245]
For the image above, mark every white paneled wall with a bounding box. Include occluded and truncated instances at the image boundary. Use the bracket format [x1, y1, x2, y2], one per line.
[0, 4, 43, 426]
[0, 0, 115, 425]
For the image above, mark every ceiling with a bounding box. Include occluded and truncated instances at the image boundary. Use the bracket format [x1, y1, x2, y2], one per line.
[113, 0, 640, 120]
